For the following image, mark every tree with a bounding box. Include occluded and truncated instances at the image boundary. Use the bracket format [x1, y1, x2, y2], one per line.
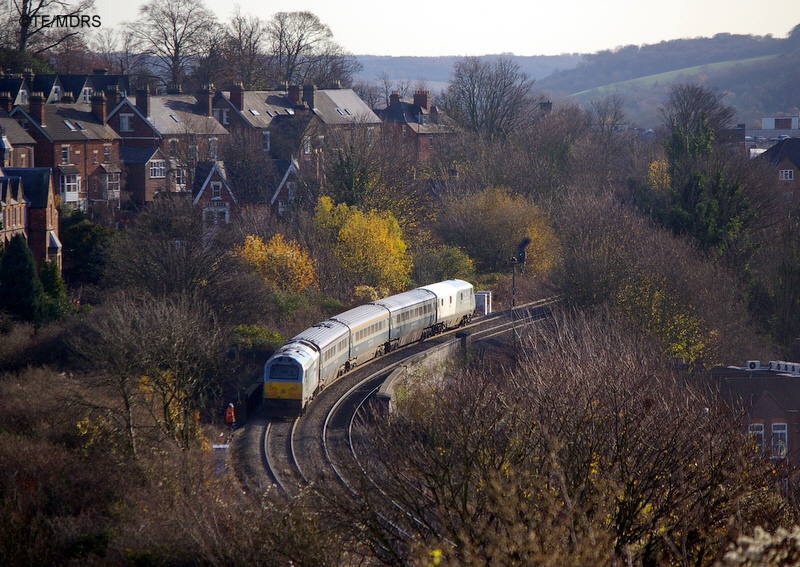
[218, 128, 280, 204]
[127, 0, 218, 88]
[0, 234, 45, 323]
[224, 8, 269, 89]
[442, 56, 536, 139]
[237, 233, 316, 293]
[437, 186, 558, 274]
[38, 259, 69, 320]
[660, 83, 736, 136]
[314, 196, 412, 293]
[1, 0, 95, 55]
[266, 11, 361, 87]
[59, 209, 114, 286]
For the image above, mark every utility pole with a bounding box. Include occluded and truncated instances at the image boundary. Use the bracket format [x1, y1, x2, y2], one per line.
[511, 237, 530, 348]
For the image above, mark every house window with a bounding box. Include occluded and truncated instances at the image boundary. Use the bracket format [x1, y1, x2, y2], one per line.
[120, 114, 134, 132]
[211, 181, 222, 200]
[53, 86, 60, 101]
[59, 174, 80, 199]
[19, 90, 27, 104]
[222, 108, 229, 125]
[61, 145, 70, 164]
[93, 150, 98, 164]
[19, 119, 28, 130]
[103, 145, 111, 163]
[262, 131, 270, 151]
[103, 172, 120, 197]
[779, 170, 795, 181]
[210, 137, 217, 160]
[190, 143, 198, 164]
[173, 167, 186, 190]
[75, 151, 80, 165]
[303, 136, 310, 154]
[82, 87, 92, 103]
[150, 160, 166, 178]
[213, 108, 220, 122]
[772, 423, 788, 458]
[749, 423, 764, 455]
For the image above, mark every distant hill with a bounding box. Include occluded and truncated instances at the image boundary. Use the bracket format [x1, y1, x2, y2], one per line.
[354, 53, 583, 93]
[536, 28, 800, 128]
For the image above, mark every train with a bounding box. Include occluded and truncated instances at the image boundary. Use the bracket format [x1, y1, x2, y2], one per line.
[264, 279, 476, 412]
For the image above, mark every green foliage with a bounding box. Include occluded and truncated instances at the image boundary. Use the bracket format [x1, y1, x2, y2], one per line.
[60, 211, 115, 286]
[412, 245, 475, 285]
[39, 260, 70, 321]
[0, 235, 46, 323]
[232, 324, 284, 351]
[268, 291, 309, 320]
[326, 149, 371, 207]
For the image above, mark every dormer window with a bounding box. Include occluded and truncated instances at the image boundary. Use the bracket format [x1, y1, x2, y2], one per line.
[53, 86, 60, 101]
[211, 181, 221, 200]
[19, 90, 27, 105]
[82, 87, 92, 103]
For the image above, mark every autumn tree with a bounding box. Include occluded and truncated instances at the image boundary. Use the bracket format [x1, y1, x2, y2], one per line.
[314, 196, 411, 294]
[126, 0, 218, 88]
[437, 186, 558, 274]
[238, 233, 316, 293]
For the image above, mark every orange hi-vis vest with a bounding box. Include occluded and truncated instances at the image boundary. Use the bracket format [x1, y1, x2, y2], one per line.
[225, 403, 235, 424]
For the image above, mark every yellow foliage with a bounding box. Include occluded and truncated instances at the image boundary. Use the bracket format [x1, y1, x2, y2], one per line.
[315, 196, 412, 292]
[648, 160, 671, 192]
[617, 274, 711, 363]
[238, 233, 317, 293]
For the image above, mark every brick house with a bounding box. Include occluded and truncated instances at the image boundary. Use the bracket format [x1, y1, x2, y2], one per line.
[0, 118, 35, 168]
[192, 161, 237, 225]
[9, 93, 122, 212]
[375, 90, 455, 162]
[119, 146, 170, 203]
[107, 87, 228, 202]
[758, 137, 800, 194]
[0, 167, 61, 269]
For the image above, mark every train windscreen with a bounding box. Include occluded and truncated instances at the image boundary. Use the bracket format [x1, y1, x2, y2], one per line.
[269, 364, 299, 381]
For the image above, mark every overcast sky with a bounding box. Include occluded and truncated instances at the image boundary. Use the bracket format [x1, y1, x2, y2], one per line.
[94, 0, 799, 57]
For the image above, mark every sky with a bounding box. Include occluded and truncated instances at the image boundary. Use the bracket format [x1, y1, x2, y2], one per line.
[92, 0, 800, 57]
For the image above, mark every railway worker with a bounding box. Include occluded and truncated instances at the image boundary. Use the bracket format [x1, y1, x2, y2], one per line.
[225, 403, 237, 429]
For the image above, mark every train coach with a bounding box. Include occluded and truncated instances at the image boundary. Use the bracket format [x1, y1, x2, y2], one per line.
[264, 279, 476, 413]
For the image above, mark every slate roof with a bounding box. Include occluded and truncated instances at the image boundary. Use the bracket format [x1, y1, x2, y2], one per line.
[38, 103, 121, 141]
[58, 75, 89, 100]
[0, 117, 35, 145]
[120, 146, 161, 165]
[149, 95, 228, 136]
[0, 77, 28, 101]
[760, 138, 800, 170]
[312, 89, 381, 125]
[2, 167, 52, 208]
[30, 75, 60, 101]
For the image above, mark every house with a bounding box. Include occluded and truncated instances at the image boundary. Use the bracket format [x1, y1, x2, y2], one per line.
[0, 167, 61, 269]
[29, 75, 66, 103]
[192, 161, 237, 225]
[0, 118, 35, 168]
[757, 137, 800, 193]
[0, 76, 30, 108]
[120, 146, 170, 203]
[9, 92, 123, 211]
[712, 361, 800, 466]
[212, 83, 382, 197]
[58, 69, 130, 104]
[0, 174, 27, 246]
[269, 158, 306, 216]
[107, 86, 228, 201]
[375, 90, 455, 162]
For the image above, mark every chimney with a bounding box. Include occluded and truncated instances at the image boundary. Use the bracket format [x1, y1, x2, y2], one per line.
[389, 91, 401, 106]
[91, 92, 106, 125]
[28, 92, 44, 125]
[288, 84, 301, 105]
[302, 84, 316, 110]
[136, 88, 150, 118]
[197, 84, 213, 117]
[230, 83, 243, 111]
[105, 85, 120, 109]
[413, 90, 430, 110]
[166, 83, 183, 95]
[93, 68, 108, 76]
[0, 92, 11, 113]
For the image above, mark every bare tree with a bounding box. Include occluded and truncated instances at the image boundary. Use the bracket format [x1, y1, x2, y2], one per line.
[126, 0, 218, 88]
[1, 0, 95, 55]
[266, 11, 361, 87]
[442, 56, 536, 139]
[224, 8, 269, 89]
[660, 83, 737, 135]
[93, 28, 149, 77]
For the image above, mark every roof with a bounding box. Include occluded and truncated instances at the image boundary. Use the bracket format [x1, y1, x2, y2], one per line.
[148, 95, 228, 136]
[30, 75, 59, 98]
[376, 100, 453, 134]
[0, 117, 35, 145]
[0, 77, 28, 100]
[759, 137, 800, 170]
[225, 90, 298, 129]
[58, 75, 89, 100]
[0, 176, 25, 206]
[120, 146, 162, 165]
[2, 167, 52, 208]
[193, 161, 236, 204]
[33, 103, 121, 142]
[312, 89, 381, 126]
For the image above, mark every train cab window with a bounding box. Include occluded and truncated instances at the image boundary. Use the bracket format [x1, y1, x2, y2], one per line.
[270, 364, 299, 381]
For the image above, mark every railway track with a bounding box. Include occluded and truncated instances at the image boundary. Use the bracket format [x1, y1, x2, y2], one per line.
[240, 299, 553, 497]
